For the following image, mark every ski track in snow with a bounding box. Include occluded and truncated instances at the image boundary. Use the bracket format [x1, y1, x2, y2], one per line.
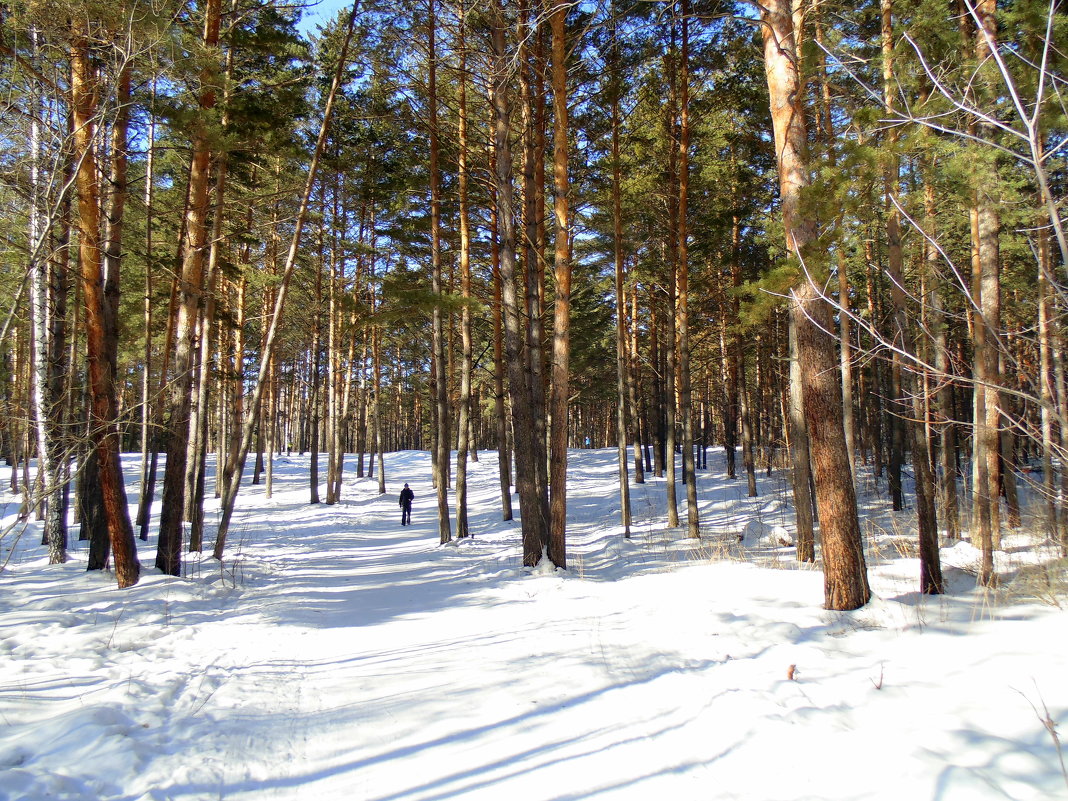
[1, 448, 1067, 800]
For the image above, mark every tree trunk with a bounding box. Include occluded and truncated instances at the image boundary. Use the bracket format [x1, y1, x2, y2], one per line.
[547, 0, 571, 568]
[762, 0, 869, 609]
[610, 24, 632, 538]
[490, 0, 548, 566]
[970, 0, 1001, 586]
[29, 26, 70, 564]
[814, 14, 857, 478]
[135, 82, 158, 537]
[519, 3, 549, 527]
[455, 0, 473, 539]
[878, 6, 905, 516]
[677, 1, 699, 538]
[788, 317, 815, 562]
[372, 326, 386, 494]
[428, 0, 452, 544]
[325, 182, 344, 503]
[71, 29, 139, 588]
[923, 166, 960, 541]
[158, 0, 223, 576]
[490, 141, 514, 521]
[1037, 191, 1061, 546]
[187, 119, 229, 550]
[881, 0, 941, 592]
[628, 285, 645, 484]
[265, 355, 277, 499]
[662, 36, 679, 529]
[310, 194, 324, 504]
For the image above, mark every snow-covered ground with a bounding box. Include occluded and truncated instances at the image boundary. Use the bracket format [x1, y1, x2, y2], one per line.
[1, 448, 1066, 801]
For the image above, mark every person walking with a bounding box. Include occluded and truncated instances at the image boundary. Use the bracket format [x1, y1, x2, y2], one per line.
[399, 483, 414, 526]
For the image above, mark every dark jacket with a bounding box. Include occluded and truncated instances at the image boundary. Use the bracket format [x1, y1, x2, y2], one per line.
[399, 487, 414, 507]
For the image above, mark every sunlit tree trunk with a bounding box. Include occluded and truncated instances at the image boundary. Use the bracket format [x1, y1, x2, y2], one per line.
[71, 28, 139, 587]
[373, 326, 386, 495]
[677, 0, 699, 538]
[158, 0, 222, 576]
[428, 0, 452, 544]
[610, 21, 632, 538]
[628, 285, 645, 484]
[1037, 194, 1061, 547]
[662, 32, 679, 529]
[325, 181, 344, 503]
[762, 0, 869, 609]
[518, 0, 549, 524]
[815, 14, 856, 477]
[881, 0, 941, 592]
[28, 26, 70, 563]
[455, 0, 473, 539]
[489, 141, 514, 521]
[490, 0, 548, 566]
[969, 0, 1000, 586]
[310, 192, 325, 504]
[547, 0, 571, 567]
[730, 216, 757, 498]
[187, 82, 230, 549]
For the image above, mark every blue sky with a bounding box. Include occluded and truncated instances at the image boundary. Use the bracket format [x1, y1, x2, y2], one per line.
[297, 0, 353, 36]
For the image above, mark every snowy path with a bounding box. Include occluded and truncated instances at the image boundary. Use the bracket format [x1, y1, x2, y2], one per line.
[2, 449, 1067, 800]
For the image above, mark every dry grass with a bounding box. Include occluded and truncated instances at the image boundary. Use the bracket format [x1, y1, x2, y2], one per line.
[1006, 557, 1068, 608]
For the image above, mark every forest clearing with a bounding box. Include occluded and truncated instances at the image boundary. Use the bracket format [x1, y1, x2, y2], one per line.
[1, 447, 1066, 800]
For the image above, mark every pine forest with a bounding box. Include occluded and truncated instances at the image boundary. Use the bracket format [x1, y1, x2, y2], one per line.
[2, 0, 1067, 613]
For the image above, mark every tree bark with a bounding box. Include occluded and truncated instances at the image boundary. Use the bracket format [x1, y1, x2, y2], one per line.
[922, 167, 961, 540]
[455, 0, 473, 539]
[970, 0, 1001, 586]
[428, 0, 452, 544]
[628, 285, 645, 484]
[71, 29, 139, 588]
[1037, 189, 1061, 546]
[490, 0, 549, 566]
[373, 326, 386, 495]
[29, 26, 70, 564]
[881, 0, 941, 592]
[762, 0, 869, 609]
[788, 317, 815, 561]
[310, 192, 325, 504]
[187, 108, 229, 549]
[158, 0, 223, 575]
[490, 141, 514, 521]
[662, 34, 679, 529]
[610, 21, 632, 538]
[677, 0, 699, 538]
[547, 0, 571, 567]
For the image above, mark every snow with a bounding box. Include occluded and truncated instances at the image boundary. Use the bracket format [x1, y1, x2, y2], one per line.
[740, 517, 795, 547]
[1, 448, 1066, 800]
